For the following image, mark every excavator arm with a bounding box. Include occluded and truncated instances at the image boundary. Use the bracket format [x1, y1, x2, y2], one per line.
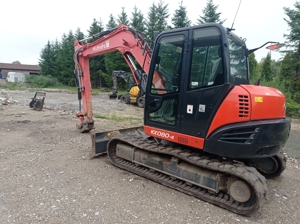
[73, 24, 153, 132]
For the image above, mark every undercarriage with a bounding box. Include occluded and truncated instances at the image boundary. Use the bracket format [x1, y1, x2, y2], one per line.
[104, 134, 269, 216]
[90, 126, 289, 215]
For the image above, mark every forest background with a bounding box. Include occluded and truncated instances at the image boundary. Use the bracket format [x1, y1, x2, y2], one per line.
[36, 0, 300, 117]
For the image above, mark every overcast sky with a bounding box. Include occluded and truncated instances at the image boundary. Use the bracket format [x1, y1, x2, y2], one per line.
[0, 0, 296, 65]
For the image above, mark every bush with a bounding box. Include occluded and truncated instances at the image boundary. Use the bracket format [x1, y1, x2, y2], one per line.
[26, 75, 63, 88]
[286, 98, 300, 118]
[293, 92, 300, 104]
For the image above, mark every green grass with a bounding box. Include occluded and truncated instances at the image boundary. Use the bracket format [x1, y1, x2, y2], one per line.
[94, 114, 109, 119]
[0, 82, 25, 90]
[94, 113, 143, 125]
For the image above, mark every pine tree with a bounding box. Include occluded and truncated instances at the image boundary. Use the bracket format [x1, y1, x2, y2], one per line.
[282, 1, 300, 102]
[86, 19, 105, 88]
[197, 0, 226, 24]
[280, 53, 295, 91]
[130, 5, 146, 32]
[74, 28, 85, 41]
[50, 39, 61, 78]
[117, 7, 130, 25]
[107, 14, 117, 29]
[280, 45, 300, 102]
[249, 53, 258, 83]
[145, 3, 158, 41]
[171, 1, 191, 28]
[39, 41, 55, 76]
[283, 2, 300, 49]
[156, 0, 169, 32]
[56, 31, 76, 86]
[261, 53, 272, 82]
[87, 18, 104, 39]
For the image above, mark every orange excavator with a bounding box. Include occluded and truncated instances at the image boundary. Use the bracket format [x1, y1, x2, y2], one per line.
[74, 24, 291, 215]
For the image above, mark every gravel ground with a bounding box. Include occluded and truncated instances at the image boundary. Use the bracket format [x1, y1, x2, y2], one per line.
[0, 89, 299, 224]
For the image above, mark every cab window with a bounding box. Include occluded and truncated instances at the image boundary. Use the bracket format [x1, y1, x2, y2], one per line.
[189, 27, 223, 90]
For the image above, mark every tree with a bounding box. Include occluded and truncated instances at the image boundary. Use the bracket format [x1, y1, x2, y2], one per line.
[145, 1, 169, 41]
[74, 27, 85, 41]
[261, 53, 272, 82]
[282, 1, 300, 102]
[248, 53, 259, 83]
[156, 0, 169, 32]
[171, 1, 191, 28]
[106, 14, 117, 29]
[130, 5, 146, 32]
[56, 31, 76, 85]
[145, 2, 158, 41]
[50, 39, 61, 77]
[87, 19, 105, 87]
[197, 0, 226, 24]
[39, 39, 61, 79]
[117, 7, 130, 25]
[283, 2, 300, 49]
[281, 48, 300, 102]
[39, 41, 55, 76]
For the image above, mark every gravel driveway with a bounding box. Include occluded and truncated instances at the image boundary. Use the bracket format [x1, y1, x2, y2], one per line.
[0, 89, 299, 224]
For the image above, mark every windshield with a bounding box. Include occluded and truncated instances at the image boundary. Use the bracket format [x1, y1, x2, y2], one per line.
[228, 37, 248, 84]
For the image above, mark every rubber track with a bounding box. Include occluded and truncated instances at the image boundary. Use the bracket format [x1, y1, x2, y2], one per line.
[107, 135, 268, 216]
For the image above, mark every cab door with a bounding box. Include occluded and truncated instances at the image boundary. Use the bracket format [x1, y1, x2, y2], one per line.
[144, 31, 188, 133]
[179, 27, 231, 139]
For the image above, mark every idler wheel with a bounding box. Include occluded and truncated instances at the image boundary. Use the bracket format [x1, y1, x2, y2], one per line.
[228, 178, 252, 203]
[249, 155, 285, 179]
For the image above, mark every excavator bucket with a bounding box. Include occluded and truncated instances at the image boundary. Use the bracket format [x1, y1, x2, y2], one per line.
[29, 92, 46, 111]
[90, 126, 145, 158]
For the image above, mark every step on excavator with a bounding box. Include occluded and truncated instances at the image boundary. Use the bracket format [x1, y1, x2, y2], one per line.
[73, 24, 291, 215]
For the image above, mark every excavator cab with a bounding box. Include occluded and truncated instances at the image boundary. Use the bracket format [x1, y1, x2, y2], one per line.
[145, 25, 234, 135]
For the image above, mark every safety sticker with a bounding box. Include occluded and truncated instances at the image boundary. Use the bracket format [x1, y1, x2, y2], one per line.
[199, 104, 206, 112]
[187, 105, 193, 114]
[255, 97, 263, 102]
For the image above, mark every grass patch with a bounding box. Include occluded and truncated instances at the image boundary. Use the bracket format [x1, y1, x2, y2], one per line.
[94, 113, 143, 125]
[0, 82, 26, 90]
[94, 114, 109, 119]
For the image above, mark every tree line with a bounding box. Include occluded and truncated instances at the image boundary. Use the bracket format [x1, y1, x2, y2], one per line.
[38, 0, 300, 116]
[38, 0, 226, 89]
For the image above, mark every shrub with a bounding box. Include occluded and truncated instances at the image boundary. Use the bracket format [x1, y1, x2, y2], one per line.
[26, 75, 63, 88]
[286, 98, 300, 118]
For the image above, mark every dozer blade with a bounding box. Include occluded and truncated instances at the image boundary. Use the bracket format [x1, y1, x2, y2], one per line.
[90, 126, 144, 157]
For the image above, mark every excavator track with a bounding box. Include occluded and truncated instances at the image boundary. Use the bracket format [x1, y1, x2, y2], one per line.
[107, 134, 267, 216]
